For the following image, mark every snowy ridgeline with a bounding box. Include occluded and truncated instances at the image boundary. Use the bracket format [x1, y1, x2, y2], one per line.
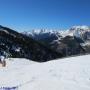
[23, 25, 90, 40]
[0, 55, 90, 90]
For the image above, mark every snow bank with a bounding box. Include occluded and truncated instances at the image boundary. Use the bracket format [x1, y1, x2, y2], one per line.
[0, 55, 90, 90]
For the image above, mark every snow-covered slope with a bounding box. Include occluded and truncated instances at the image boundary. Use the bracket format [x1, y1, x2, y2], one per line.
[0, 55, 90, 90]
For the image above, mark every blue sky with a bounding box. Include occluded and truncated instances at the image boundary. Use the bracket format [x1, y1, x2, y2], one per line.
[0, 0, 90, 31]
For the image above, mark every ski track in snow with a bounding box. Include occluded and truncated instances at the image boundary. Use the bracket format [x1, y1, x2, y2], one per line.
[0, 55, 90, 90]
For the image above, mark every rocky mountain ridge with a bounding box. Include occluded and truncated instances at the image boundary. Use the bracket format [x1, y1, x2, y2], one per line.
[0, 25, 90, 62]
[23, 25, 90, 56]
[0, 25, 63, 62]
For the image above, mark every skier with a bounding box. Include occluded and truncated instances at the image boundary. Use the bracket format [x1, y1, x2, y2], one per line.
[0, 55, 6, 67]
[0, 51, 6, 67]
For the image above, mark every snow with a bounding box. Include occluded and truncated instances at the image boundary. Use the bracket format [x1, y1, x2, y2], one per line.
[23, 29, 63, 40]
[71, 25, 89, 30]
[23, 25, 90, 41]
[0, 55, 90, 90]
[61, 29, 74, 37]
[81, 41, 90, 46]
[0, 26, 9, 34]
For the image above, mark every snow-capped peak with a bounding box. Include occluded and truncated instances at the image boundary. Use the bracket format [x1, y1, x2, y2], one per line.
[22, 25, 90, 42]
[23, 29, 63, 41]
[61, 25, 90, 39]
[69, 26, 90, 39]
[70, 25, 90, 31]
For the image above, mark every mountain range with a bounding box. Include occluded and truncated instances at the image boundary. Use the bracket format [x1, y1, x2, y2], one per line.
[0, 25, 63, 62]
[23, 25, 90, 56]
[0, 25, 90, 62]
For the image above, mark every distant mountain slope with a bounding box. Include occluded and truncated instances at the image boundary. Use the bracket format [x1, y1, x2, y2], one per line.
[0, 25, 90, 61]
[0, 25, 63, 62]
[0, 55, 90, 90]
[23, 25, 90, 41]
[23, 26, 90, 56]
